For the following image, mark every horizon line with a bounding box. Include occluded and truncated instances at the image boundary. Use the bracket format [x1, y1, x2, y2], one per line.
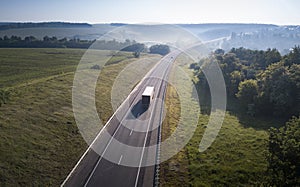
[0, 21, 299, 26]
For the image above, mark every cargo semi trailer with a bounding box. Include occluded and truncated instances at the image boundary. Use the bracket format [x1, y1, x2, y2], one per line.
[142, 86, 154, 107]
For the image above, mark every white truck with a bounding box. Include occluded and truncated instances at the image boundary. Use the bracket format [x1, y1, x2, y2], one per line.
[142, 86, 155, 107]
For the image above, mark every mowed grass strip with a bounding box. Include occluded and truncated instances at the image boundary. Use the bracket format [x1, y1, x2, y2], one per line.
[160, 84, 190, 186]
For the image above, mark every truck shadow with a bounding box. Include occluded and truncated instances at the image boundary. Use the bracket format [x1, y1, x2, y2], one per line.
[127, 100, 149, 119]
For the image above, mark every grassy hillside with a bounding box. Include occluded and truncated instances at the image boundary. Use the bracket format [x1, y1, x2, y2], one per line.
[0, 48, 159, 186]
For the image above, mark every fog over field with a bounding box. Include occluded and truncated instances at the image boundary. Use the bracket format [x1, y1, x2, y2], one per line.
[1, 22, 299, 54]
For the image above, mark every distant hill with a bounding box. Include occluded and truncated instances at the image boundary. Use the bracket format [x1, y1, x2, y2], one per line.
[109, 23, 128, 27]
[0, 22, 92, 30]
[178, 23, 278, 40]
[0, 22, 115, 40]
[0, 22, 299, 53]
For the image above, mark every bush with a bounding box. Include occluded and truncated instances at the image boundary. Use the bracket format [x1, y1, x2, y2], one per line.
[149, 44, 170, 55]
[90, 64, 101, 70]
[268, 116, 300, 186]
[133, 51, 140, 58]
[0, 89, 10, 107]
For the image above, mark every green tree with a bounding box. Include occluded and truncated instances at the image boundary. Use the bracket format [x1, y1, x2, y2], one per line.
[121, 43, 145, 52]
[50, 36, 57, 41]
[220, 53, 241, 74]
[218, 53, 243, 96]
[189, 62, 200, 71]
[149, 44, 170, 55]
[257, 62, 294, 116]
[3, 35, 9, 41]
[284, 46, 300, 65]
[236, 79, 258, 107]
[43, 36, 50, 42]
[214, 48, 225, 55]
[288, 64, 300, 115]
[228, 70, 243, 97]
[24, 36, 37, 42]
[268, 116, 300, 186]
[10, 35, 21, 41]
[265, 48, 281, 66]
[133, 51, 140, 58]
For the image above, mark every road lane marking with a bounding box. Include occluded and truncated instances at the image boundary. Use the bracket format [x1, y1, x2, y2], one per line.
[62, 56, 163, 187]
[134, 103, 155, 187]
[84, 78, 160, 186]
[134, 56, 173, 187]
[129, 128, 133, 136]
[84, 116, 127, 187]
[63, 53, 176, 187]
[118, 155, 123, 165]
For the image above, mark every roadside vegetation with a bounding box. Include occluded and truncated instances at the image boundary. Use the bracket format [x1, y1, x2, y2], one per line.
[160, 83, 190, 186]
[268, 116, 300, 186]
[160, 47, 299, 186]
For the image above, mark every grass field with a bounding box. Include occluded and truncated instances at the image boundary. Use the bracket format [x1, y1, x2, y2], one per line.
[159, 56, 284, 186]
[0, 48, 286, 186]
[0, 48, 84, 87]
[0, 48, 159, 186]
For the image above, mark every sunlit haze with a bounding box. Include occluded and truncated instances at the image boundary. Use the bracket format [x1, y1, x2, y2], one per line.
[1, 0, 300, 25]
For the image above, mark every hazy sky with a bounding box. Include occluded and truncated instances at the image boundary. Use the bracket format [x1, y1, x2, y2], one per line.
[1, 0, 299, 25]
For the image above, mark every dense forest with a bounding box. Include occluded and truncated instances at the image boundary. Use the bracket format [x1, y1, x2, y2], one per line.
[192, 46, 300, 118]
[191, 47, 300, 185]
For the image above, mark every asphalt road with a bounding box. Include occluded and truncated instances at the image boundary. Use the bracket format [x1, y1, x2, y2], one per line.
[62, 53, 177, 187]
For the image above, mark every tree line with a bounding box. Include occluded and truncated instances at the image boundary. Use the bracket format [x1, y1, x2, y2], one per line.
[0, 35, 170, 56]
[0, 35, 114, 49]
[0, 22, 92, 31]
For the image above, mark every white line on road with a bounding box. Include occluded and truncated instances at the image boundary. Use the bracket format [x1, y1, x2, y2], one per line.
[83, 115, 127, 187]
[129, 128, 133, 136]
[63, 53, 176, 187]
[118, 155, 123, 165]
[134, 103, 155, 187]
[61, 56, 163, 187]
[133, 55, 173, 187]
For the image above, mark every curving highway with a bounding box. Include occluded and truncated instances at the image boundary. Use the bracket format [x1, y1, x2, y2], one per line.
[62, 52, 177, 187]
